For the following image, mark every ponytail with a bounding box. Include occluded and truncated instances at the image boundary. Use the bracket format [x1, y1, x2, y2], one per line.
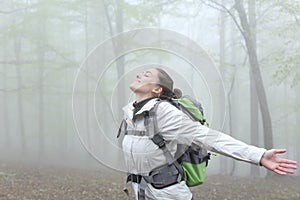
[173, 88, 182, 99]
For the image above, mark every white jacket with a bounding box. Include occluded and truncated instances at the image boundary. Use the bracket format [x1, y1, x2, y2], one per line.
[122, 98, 266, 200]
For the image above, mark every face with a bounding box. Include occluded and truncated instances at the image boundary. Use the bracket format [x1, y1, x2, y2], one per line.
[129, 68, 161, 96]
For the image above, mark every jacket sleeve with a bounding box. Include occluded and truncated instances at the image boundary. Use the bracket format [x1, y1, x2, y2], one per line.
[155, 102, 266, 165]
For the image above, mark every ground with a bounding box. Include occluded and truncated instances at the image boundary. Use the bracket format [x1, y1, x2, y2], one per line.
[0, 162, 299, 200]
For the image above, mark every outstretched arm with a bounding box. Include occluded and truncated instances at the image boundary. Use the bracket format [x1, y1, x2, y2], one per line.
[260, 149, 297, 175]
[156, 103, 298, 171]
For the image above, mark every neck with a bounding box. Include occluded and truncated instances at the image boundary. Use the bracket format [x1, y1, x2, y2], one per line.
[135, 93, 154, 103]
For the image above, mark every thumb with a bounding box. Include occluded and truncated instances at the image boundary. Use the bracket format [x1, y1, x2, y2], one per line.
[274, 149, 287, 155]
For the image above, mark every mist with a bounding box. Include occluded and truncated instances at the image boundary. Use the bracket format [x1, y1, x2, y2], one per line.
[0, 0, 299, 180]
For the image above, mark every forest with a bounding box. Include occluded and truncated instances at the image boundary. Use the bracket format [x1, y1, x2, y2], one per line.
[0, 0, 299, 199]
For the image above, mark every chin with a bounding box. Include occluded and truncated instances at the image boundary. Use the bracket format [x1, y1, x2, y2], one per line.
[129, 83, 137, 92]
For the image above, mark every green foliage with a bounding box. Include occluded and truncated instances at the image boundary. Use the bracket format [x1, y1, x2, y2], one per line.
[272, 57, 300, 87]
[122, 0, 160, 27]
[269, 0, 300, 87]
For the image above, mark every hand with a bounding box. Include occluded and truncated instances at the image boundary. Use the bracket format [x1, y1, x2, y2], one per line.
[260, 149, 297, 175]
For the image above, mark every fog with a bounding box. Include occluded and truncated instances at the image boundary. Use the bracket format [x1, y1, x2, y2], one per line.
[0, 0, 299, 177]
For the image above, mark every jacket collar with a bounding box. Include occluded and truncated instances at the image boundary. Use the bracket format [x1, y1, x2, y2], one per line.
[123, 98, 159, 120]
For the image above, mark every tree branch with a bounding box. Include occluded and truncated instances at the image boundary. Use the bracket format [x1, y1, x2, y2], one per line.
[0, 60, 36, 65]
[155, 0, 180, 8]
[0, 4, 37, 14]
[200, 0, 227, 13]
[293, 15, 300, 27]
[0, 85, 36, 92]
[103, 1, 114, 37]
[200, 0, 245, 36]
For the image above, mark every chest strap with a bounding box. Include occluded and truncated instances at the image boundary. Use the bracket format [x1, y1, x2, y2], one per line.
[126, 130, 147, 136]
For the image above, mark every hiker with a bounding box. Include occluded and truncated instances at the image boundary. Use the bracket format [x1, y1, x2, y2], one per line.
[119, 67, 297, 200]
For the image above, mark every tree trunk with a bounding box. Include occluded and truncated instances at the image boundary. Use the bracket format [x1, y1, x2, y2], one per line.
[115, 0, 126, 167]
[2, 52, 10, 149]
[38, 52, 45, 157]
[248, 0, 260, 176]
[297, 86, 300, 166]
[37, 7, 46, 158]
[103, 0, 125, 116]
[10, 2, 27, 153]
[219, 1, 228, 174]
[228, 21, 237, 176]
[284, 80, 289, 158]
[61, 17, 71, 157]
[116, 0, 125, 116]
[84, 0, 91, 149]
[103, 0, 125, 166]
[234, 0, 273, 153]
[14, 33, 26, 152]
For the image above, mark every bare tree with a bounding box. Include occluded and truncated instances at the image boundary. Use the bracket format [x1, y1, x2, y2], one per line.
[297, 86, 300, 164]
[202, 0, 274, 154]
[36, 5, 47, 157]
[248, 0, 260, 176]
[103, 0, 126, 166]
[233, 0, 273, 153]
[219, 0, 228, 174]
[227, 20, 240, 175]
[2, 51, 10, 149]
[9, 2, 27, 153]
[84, 0, 91, 151]
[103, 0, 125, 117]
[115, 0, 125, 116]
[14, 32, 27, 152]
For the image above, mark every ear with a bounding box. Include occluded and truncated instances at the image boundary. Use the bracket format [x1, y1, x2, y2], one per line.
[152, 87, 162, 95]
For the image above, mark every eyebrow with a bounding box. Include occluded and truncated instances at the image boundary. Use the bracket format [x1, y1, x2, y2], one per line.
[145, 71, 152, 74]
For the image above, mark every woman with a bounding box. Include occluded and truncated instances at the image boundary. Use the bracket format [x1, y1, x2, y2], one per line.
[120, 68, 297, 200]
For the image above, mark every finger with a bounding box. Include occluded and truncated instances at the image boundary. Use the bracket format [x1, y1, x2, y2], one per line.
[277, 166, 295, 174]
[273, 168, 287, 175]
[274, 149, 287, 154]
[279, 163, 297, 169]
[277, 158, 298, 165]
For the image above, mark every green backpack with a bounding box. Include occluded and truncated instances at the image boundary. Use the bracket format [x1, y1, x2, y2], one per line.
[151, 96, 211, 187]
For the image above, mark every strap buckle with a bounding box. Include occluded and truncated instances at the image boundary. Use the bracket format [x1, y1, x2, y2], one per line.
[127, 174, 142, 184]
[151, 134, 165, 148]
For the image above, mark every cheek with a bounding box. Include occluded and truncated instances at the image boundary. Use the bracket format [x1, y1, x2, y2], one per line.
[138, 83, 152, 91]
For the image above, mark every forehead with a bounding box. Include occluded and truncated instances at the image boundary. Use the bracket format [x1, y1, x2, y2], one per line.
[146, 68, 159, 76]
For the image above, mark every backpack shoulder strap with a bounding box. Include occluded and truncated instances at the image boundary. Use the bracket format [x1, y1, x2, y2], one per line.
[148, 100, 184, 176]
[117, 99, 163, 138]
[151, 133, 184, 178]
[145, 99, 164, 136]
[117, 119, 127, 138]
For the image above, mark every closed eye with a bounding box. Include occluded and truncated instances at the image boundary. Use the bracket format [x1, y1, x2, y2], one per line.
[144, 71, 152, 77]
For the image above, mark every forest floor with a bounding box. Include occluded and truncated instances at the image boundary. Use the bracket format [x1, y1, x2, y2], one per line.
[0, 161, 299, 200]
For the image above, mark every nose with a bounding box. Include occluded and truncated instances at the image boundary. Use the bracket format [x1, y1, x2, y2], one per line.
[136, 72, 142, 79]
